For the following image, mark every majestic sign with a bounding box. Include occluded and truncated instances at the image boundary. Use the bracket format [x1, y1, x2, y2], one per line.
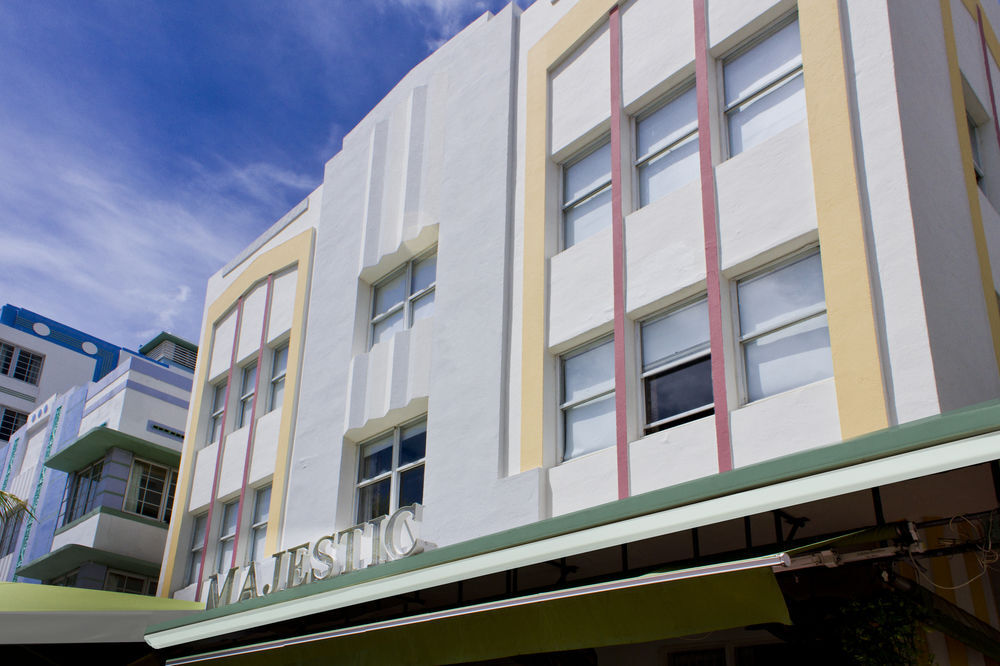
[205, 504, 425, 609]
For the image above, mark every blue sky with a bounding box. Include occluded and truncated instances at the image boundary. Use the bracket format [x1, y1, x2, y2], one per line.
[1, 0, 525, 351]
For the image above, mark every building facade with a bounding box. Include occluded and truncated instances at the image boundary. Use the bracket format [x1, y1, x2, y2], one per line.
[150, 0, 1000, 663]
[0, 335, 196, 595]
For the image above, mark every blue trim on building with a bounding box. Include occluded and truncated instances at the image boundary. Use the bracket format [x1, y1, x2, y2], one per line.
[83, 379, 191, 418]
[0, 305, 122, 382]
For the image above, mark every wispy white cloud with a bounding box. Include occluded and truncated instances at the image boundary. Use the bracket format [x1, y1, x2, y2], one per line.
[384, 0, 494, 50]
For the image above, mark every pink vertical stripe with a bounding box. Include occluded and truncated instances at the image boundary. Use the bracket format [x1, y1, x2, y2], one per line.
[977, 7, 1000, 156]
[609, 7, 630, 499]
[230, 274, 275, 570]
[195, 298, 245, 601]
[693, 0, 733, 473]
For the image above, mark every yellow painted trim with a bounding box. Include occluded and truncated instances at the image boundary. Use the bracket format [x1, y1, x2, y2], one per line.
[942, 0, 1000, 377]
[520, 0, 618, 472]
[799, 1, 890, 439]
[160, 229, 316, 595]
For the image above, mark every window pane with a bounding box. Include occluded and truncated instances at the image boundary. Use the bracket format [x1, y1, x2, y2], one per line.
[645, 356, 714, 425]
[269, 378, 285, 412]
[374, 272, 406, 317]
[411, 290, 434, 324]
[217, 539, 234, 574]
[250, 526, 266, 562]
[564, 142, 611, 203]
[272, 346, 288, 378]
[399, 422, 426, 466]
[13, 350, 42, 385]
[372, 309, 405, 345]
[564, 186, 612, 248]
[724, 20, 802, 106]
[221, 502, 238, 537]
[398, 465, 424, 507]
[564, 394, 616, 460]
[411, 254, 436, 293]
[563, 340, 614, 404]
[241, 364, 257, 395]
[192, 514, 208, 544]
[253, 486, 271, 523]
[357, 478, 391, 522]
[638, 135, 700, 207]
[745, 313, 833, 401]
[0, 344, 12, 375]
[637, 87, 697, 158]
[727, 70, 805, 155]
[738, 253, 825, 337]
[358, 436, 393, 481]
[163, 472, 176, 523]
[642, 301, 710, 370]
[212, 385, 225, 412]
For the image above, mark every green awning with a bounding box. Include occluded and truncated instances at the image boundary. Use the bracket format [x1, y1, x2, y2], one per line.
[17, 543, 162, 581]
[0, 582, 202, 644]
[167, 557, 790, 665]
[45, 425, 181, 472]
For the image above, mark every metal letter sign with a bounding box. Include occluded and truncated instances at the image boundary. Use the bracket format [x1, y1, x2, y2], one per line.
[205, 504, 425, 609]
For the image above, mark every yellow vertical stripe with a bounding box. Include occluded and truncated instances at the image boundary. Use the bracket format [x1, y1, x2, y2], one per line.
[942, 0, 1000, 377]
[799, 1, 890, 438]
[159, 229, 315, 596]
[520, 0, 618, 471]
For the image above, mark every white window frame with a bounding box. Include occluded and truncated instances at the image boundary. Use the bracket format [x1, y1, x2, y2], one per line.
[268, 344, 288, 412]
[559, 336, 615, 461]
[735, 250, 831, 403]
[561, 139, 612, 250]
[355, 417, 426, 524]
[639, 298, 714, 434]
[216, 500, 238, 574]
[0, 341, 44, 386]
[722, 15, 803, 158]
[186, 513, 207, 586]
[208, 382, 225, 444]
[123, 458, 177, 523]
[633, 84, 699, 209]
[237, 362, 257, 428]
[369, 249, 437, 349]
[248, 485, 271, 563]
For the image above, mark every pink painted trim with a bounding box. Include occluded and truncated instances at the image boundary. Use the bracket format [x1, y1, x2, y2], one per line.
[195, 298, 244, 602]
[977, 7, 1000, 156]
[230, 274, 275, 570]
[694, 0, 733, 473]
[609, 6, 630, 499]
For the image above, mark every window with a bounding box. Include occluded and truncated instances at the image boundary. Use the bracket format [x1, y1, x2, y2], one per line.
[104, 570, 157, 596]
[0, 509, 24, 557]
[560, 338, 615, 460]
[370, 250, 436, 347]
[186, 513, 207, 586]
[48, 570, 79, 587]
[0, 407, 27, 442]
[217, 500, 238, 574]
[268, 345, 288, 412]
[63, 459, 103, 524]
[737, 251, 833, 402]
[563, 141, 612, 248]
[969, 113, 985, 185]
[723, 17, 805, 156]
[248, 485, 270, 562]
[641, 299, 714, 433]
[635, 86, 699, 207]
[208, 382, 225, 443]
[0, 341, 44, 385]
[237, 363, 257, 428]
[124, 460, 176, 523]
[356, 419, 426, 524]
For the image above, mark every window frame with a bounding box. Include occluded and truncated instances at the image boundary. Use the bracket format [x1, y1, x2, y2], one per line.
[123, 458, 177, 523]
[0, 406, 27, 442]
[104, 569, 158, 596]
[0, 509, 24, 557]
[639, 298, 714, 434]
[248, 485, 271, 563]
[0, 341, 44, 386]
[721, 14, 804, 158]
[561, 138, 613, 249]
[268, 344, 288, 412]
[236, 362, 257, 429]
[216, 500, 238, 574]
[355, 417, 426, 524]
[62, 459, 104, 525]
[633, 83, 699, 209]
[968, 113, 985, 185]
[735, 249, 831, 404]
[186, 513, 207, 586]
[559, 336, 616, 461]
[208, 382, 225, 444]
[368, 248, 437, 349]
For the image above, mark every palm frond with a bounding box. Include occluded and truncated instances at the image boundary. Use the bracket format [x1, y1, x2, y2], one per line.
[0, 490, 33, 521]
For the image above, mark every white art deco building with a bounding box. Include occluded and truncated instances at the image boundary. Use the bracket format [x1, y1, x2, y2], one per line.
[149, 0, 1000, 663]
